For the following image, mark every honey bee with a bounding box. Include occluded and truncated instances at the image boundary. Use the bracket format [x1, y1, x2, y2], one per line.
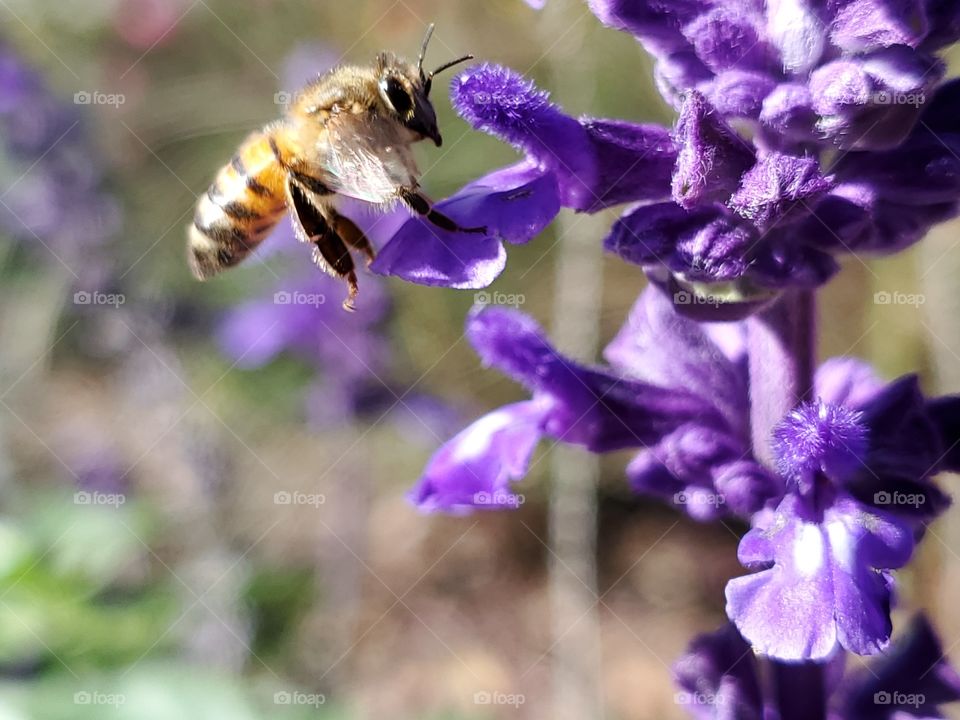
[188, 25, 482, 310]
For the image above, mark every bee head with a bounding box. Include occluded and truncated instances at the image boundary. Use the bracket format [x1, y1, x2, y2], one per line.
[375, 25, 473, 148]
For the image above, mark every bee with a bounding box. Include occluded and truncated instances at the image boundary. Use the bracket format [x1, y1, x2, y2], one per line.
[188, 25, 482, 310]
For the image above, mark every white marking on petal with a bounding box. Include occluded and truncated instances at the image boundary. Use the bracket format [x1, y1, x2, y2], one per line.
[826, 519, 855, 574]
[450, 408, 516, 463]
[793, 522, 826, 578]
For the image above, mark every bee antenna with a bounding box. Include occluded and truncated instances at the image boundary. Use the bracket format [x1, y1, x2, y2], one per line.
[418, 23, 436, 81]
[430, 54, 474, 79]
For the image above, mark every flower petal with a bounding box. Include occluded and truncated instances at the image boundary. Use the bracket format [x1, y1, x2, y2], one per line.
[370, 162, 560, 288]
[729, 152, 833, 230]
[682, 6, 775, 74]
[671, 91, 755, 209]
[830, 0, 929, 52]
[467, 306, 725, 451]
[407, 400, 547, 514]
[604, 284, 748, 432]
[725, 493, 913, 661]
[605, 202, 754, 282]
[451, 64, 676, 212]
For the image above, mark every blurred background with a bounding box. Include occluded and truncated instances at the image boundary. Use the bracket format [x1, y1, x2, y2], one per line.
[1, 1, 960, 718]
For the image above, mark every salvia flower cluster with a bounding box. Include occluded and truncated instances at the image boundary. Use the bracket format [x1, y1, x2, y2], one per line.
[380, 1, 960, 716]
[373, 0, 960, 321]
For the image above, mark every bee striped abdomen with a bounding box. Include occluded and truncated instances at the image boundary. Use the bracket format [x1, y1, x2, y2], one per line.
[188, 129, 289, 280]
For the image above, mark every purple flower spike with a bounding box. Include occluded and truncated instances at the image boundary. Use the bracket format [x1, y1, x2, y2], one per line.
[772, 401, 868, 486]
[726, 493, 914, 661]
[672, 91, 755, 209]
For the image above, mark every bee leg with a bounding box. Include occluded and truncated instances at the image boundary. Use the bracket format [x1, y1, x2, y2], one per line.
[329, 212, 377, 268]
[287, 176, 360, 311]
[310, 237, 359, 312]
[397, 187, 488, 235]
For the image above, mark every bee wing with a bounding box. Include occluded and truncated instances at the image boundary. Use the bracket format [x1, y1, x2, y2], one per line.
[321, 112, 418, 204]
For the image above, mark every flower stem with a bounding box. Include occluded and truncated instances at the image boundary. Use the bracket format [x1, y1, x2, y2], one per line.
[748, 289, 825, 719]
[747, 290, 816, 467]
[771, 661, 828, 720]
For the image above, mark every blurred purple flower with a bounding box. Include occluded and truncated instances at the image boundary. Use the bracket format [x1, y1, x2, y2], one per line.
[0, 43, 120, 281]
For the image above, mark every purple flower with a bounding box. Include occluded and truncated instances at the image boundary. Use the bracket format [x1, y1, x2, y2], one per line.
[726, 491, 913, 661]
[380, 10, 960, 314]
[372, 63, 676, 288]
[725, 369, 956, 661]
[408, 298, 726, 513]
[675, 616, 960, 719]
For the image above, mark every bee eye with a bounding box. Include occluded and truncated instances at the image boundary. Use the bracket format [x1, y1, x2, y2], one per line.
[381, 77, 413, 116]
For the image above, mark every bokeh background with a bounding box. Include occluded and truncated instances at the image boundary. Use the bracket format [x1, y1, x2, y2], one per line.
[1, 1, 960, 718]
